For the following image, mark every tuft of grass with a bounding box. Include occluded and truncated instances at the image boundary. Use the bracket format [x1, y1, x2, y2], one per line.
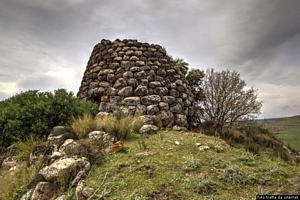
[219, 165, 253, 185]
[131, 115, 144, 134]
[71, 113, 97, 139]
[97, 115, 132, 140]
[96, 114, 143, 140]
[15, 134, 46, 162]
[183, 176, 217, 194]
[0, 159, 43, 199]
[183, 156, 201, 171]
[235, 151, 257, 166]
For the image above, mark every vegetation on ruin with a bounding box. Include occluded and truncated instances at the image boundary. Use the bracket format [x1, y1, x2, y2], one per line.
[0, 52, 299, 199]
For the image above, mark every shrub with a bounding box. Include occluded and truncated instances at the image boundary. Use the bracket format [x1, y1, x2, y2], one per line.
[0, 89, 97, 147]
[71, 113, 98, 139]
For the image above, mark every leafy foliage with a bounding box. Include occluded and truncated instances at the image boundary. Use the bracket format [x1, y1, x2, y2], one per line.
[0, 89, 97, 147]
[171, 56, 189, 76]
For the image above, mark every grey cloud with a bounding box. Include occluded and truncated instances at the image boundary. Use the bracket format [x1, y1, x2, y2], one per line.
[17, 74, 69, 92]
[1, 0, 300, 118]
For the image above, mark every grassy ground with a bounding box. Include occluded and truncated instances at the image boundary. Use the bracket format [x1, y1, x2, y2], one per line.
[264, 115, 300, 150]
[85, 130, 300, 199]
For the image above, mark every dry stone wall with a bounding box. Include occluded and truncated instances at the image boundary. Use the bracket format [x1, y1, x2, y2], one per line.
[77, 39, 196, 130]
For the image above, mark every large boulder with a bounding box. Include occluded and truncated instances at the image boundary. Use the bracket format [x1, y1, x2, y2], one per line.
[87, 131, 116, 147]
[39, 157, 90, 182]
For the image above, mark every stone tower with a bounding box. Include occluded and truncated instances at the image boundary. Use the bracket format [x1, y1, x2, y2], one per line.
[77, 39, 196, 130]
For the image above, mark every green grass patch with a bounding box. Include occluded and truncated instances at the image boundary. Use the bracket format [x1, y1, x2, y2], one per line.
[85, 131, 300, 199]
[265, 115, 300, 150]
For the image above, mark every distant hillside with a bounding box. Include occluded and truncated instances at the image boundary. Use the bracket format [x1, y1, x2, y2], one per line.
[264, 115, 300, 151]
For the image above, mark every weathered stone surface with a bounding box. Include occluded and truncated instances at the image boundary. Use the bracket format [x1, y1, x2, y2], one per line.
[122, 97, 141, 106]
[82, 187, 95, 198]
[39, 157, 90, 182]
[118, 86, 133, 97]
[96, 112, 110, 118]
[31, 182, 56, 200]
[162, 96, 176, 104]
[106, 87, 119, 96]
[54, 195, 68, 200]
[123, 71, 133, 79]
[135, 104, 147, 115]
[140, 115, 154, 125]
[1, 156, 18, 169]
[88, 131, 115, 147]
[127, 78, 139, 88]
[157, 110, 174, 127]
[170, 103, 182, 114]
[20, 188, 34, 200]
[139, 125, 159, 134]
[154, 87, 168, 96]
[172, 126, 187, 132]
[120, 106, 136, 115]
[159, 102, 169, 110]
[134, 85, 149, 96]
[30, 141, 62, 165]
[114, 78, 127, 88]
[141, 95, 161, 105]
[75, 180, 85, 200]
[169, 89, 180, 98]
[147, 105, 159, 115]
[99, 102, 117, 112]
[175, 114, 188, 127]
[135, 70, 147, 79]
[59, 139, 80, 156]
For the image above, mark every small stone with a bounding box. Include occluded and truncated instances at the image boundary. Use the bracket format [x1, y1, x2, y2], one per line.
[139, 125, 159, 134]
[198, 146, 210, 151]
[82, 187, 95, 198]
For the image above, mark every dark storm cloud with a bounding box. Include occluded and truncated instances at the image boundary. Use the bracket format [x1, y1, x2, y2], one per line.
[0, 0, 300, 118]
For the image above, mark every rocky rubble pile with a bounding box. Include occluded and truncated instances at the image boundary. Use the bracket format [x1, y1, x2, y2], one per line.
[0, 126, 117, 200]
[77, 39, 197, 130]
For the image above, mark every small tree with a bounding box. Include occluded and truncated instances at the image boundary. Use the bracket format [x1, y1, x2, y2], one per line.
[186, 69, 205, 124]
[171, 56, 189, 75]
[200, 68, 262, 130]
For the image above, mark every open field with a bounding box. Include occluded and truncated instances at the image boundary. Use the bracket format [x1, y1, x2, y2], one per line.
[263, 115, 300, 151]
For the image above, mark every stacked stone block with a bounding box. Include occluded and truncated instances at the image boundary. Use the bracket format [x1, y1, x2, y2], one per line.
[77, 39, 196, 130]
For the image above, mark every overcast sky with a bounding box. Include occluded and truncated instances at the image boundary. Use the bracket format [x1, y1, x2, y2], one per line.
[1, 0, 300, 119]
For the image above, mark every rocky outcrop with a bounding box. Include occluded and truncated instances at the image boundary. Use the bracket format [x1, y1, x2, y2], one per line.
[77, 39, 197, 130]
[19, 126, 112, 200]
